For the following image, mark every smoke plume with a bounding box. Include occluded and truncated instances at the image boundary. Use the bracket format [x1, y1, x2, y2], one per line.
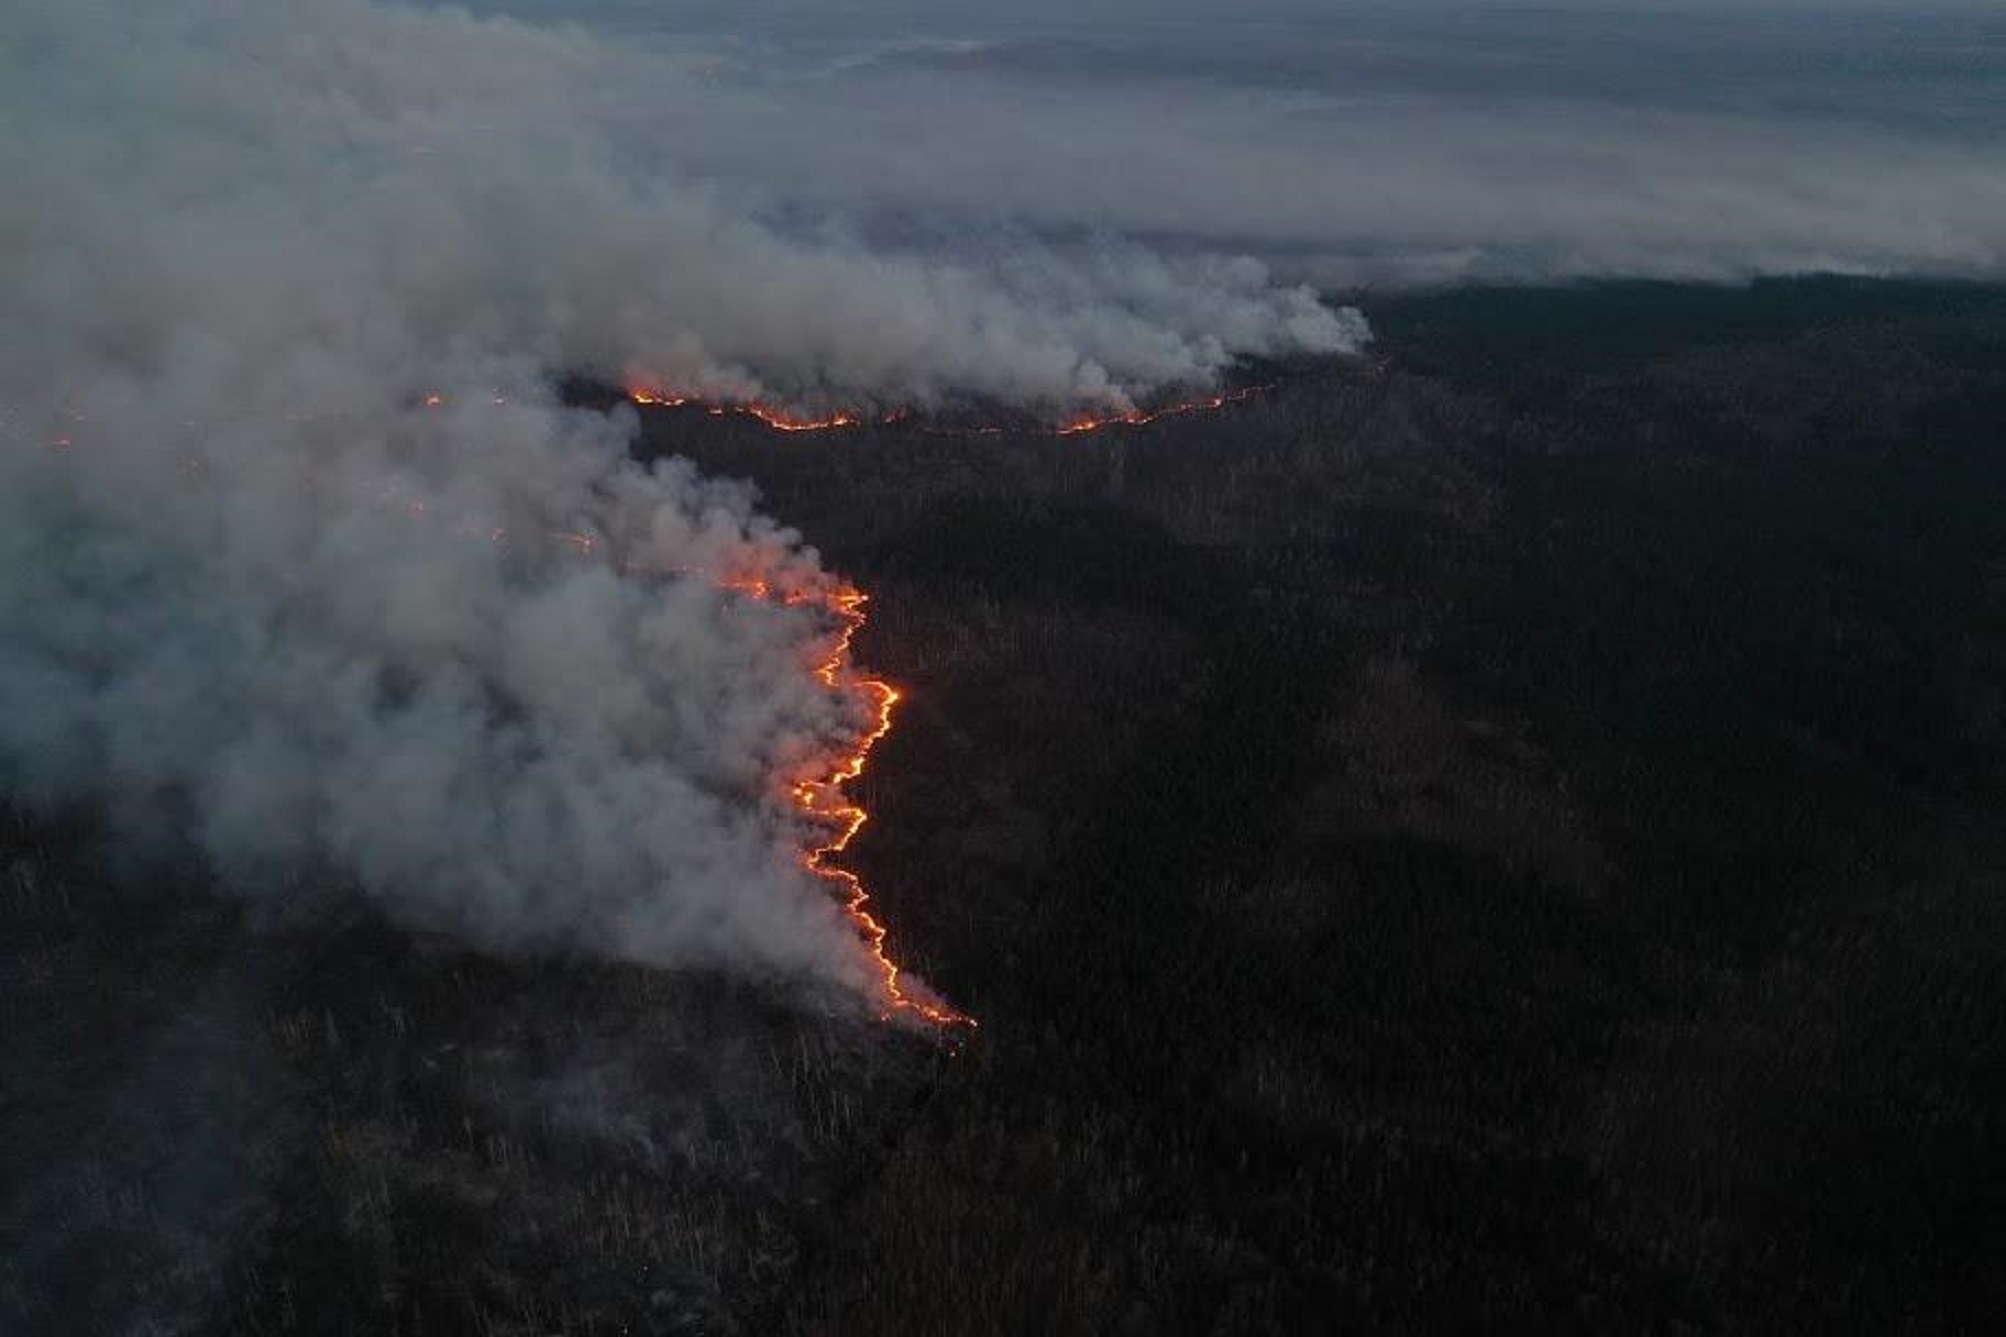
[0, 0, 1362, 996]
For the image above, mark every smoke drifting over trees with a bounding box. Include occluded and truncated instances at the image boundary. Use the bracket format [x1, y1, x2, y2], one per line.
[0, 0, 1365, 992]
[467, 0, 2006, 287]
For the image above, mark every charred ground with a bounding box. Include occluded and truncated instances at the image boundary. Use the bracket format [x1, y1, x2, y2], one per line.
[6, 277, 2004, 1334]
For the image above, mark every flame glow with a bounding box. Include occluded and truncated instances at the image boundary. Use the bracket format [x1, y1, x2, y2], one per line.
[630, 388, 861, 434]
[1054, 384, 1272, 435]
[626, 380, 1277, 438]
[384, 402, 969, 1028]
[616, 376, 1298, 1030]
[724, 576, 973, 1029]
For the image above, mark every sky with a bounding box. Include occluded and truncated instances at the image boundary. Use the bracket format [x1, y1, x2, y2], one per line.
[455, 0, 2006, 285]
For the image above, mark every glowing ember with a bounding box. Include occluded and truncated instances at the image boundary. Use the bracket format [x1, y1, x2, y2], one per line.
[1054, 384, 1270, 435]
[627, 389, 691, 409]
[625, 379, 1277, 438]
[630, 387, 859, 433]
[720, 404, 860, 433]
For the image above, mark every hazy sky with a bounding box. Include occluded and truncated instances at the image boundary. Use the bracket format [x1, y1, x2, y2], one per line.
[455, 0, 2006, 284]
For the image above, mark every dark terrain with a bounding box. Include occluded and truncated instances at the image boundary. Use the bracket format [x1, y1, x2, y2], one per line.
[5, 278, 2004, 1334]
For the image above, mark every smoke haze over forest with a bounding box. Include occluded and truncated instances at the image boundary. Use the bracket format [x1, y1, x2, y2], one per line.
[3, 0, 1997, 1110]
[5, 4, 2005, 1333]
[463, 0, 2006, 286]
[0, 0, 1368, 996]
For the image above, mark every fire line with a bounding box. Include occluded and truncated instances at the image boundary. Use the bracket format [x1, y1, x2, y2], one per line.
[626, 382, 1276, 438]
[723, 576, 974, 1029]
[392, 390, 975, 1028]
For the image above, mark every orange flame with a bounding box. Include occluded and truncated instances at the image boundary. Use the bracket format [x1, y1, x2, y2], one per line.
[378, 423, 968, 1028]
[627, 388, 691, 409]
[625, 379, 1275, 438]
[1054, 384, 1270, 435]
[740, 580, 973, 1029]
[723, 404, 861, 433]
[630, 387, 859, 434]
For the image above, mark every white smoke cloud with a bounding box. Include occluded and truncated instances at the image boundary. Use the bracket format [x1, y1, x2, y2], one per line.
[7, 0, 1364, 417]
[0, 0, 1364, 995]
[3, 375, 886, 986]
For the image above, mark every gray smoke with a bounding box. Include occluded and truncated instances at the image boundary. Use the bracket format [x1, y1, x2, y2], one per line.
[471, 0, 2006, 288]
[5, 1, 1365, 417]
[0, 0, 1365, 995]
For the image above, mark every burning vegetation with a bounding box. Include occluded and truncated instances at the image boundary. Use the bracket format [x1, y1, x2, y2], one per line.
[721, 574, 974, 1029]
[625, 379, 1283, 439]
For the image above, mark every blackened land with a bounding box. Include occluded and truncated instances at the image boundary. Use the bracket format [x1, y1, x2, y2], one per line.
[5, 278, 2003, 1334]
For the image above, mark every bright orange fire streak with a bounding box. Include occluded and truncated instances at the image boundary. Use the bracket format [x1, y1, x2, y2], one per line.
[627, 381, 1275, 438]
[1054, 383, 1271, 435]
[717, 576, 972, 1028]
[630, 389, 860, 434]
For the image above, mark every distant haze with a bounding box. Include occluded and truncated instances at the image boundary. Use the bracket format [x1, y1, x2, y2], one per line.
[463, 0, 2006, 285]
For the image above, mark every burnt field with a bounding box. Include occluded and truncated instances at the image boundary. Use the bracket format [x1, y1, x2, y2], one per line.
[7, 277, 2006, 1334]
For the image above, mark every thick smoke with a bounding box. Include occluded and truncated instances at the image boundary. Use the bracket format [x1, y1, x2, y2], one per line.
[5, 2, 1365, 418]
[0, 0, 1364, 994]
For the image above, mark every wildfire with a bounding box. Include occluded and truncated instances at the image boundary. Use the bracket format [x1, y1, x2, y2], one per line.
[379, 405, 968, 1027]
[625, 379, 1277, 438]
[1055, 383, 1271, 435]
[55, 385, 968, 1029]
[629, 388, 860, 434]
[724, 578, 973, 1029]
[626, 388, 691, 409]
[510, 538, 967, 1027]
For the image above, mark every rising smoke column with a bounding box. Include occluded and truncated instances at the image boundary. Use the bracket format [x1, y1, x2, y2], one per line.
[0, 0, 1364, 998]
